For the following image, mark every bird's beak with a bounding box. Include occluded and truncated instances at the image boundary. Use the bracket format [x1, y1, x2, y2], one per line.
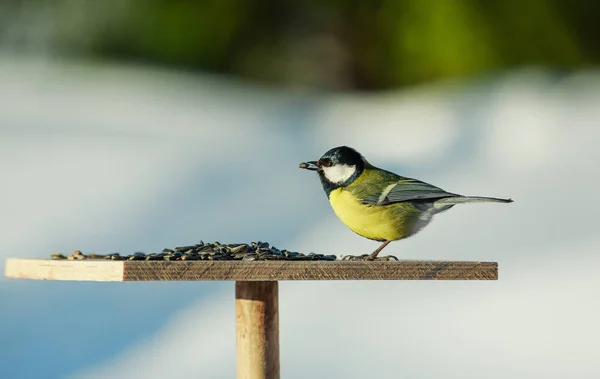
[299, 160, 320, 171]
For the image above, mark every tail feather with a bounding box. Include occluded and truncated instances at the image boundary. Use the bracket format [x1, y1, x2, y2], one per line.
[435, 196, 513, 205]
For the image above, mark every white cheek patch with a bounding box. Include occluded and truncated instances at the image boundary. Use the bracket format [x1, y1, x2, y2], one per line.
[322, 164, 356, 184]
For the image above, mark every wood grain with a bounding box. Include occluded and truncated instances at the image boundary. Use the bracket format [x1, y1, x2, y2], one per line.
[4, 259, 498, 281]
[4, 259, 124, 282]
[236, 281, 280, 379]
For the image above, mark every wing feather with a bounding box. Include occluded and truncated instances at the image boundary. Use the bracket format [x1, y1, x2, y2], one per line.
[361, 177, 459, 205]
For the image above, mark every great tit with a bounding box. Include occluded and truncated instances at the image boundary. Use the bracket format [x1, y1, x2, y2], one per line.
[299, 146, 512, 260]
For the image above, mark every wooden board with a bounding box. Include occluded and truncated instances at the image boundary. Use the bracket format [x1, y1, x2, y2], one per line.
[4, 258, 497, 281]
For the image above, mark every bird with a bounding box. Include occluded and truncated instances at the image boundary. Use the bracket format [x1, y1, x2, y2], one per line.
[299, 146, 512, 260]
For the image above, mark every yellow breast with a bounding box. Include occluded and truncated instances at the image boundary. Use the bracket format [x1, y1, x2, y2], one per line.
[328, 188, 419, 242]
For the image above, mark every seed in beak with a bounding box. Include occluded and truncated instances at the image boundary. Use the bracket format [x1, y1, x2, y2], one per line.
[299, 161, 319, 171]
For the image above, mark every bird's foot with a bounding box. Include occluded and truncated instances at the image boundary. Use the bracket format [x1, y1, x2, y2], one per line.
[379, 255, 399, 261]
[341, 254, 399, 261]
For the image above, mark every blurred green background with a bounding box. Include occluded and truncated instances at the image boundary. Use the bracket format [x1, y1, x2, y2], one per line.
[1, 0, 597, 90]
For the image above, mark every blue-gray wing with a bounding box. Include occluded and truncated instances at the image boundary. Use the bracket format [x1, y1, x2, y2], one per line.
[362, 177, 459, 205]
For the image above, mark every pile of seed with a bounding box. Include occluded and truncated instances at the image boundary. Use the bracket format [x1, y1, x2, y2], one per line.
[50, 241, 340, 261]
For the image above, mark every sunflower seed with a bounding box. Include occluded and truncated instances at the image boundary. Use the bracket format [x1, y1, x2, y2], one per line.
[47, 240, 385, 262]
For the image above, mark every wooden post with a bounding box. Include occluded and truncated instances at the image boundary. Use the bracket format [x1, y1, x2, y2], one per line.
[236, 281, 280, 379]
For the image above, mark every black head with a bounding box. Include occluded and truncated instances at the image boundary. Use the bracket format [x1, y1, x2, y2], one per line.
[299, 146, 365, 196]
[319, 146, 363, 168]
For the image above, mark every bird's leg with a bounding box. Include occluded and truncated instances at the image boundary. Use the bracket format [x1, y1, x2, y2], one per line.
[368, 241, 392, 261]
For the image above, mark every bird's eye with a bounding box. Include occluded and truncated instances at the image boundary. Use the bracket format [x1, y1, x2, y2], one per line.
[320, 158, 333, 167]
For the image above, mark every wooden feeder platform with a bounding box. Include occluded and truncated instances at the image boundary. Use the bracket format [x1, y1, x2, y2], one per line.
[5, 258, 498, 379]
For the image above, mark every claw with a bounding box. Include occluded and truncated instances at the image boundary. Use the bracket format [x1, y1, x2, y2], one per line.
[341, 254, 400, 261]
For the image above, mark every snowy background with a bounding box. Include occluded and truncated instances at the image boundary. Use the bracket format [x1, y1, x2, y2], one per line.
[1, 55, 599, 379]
